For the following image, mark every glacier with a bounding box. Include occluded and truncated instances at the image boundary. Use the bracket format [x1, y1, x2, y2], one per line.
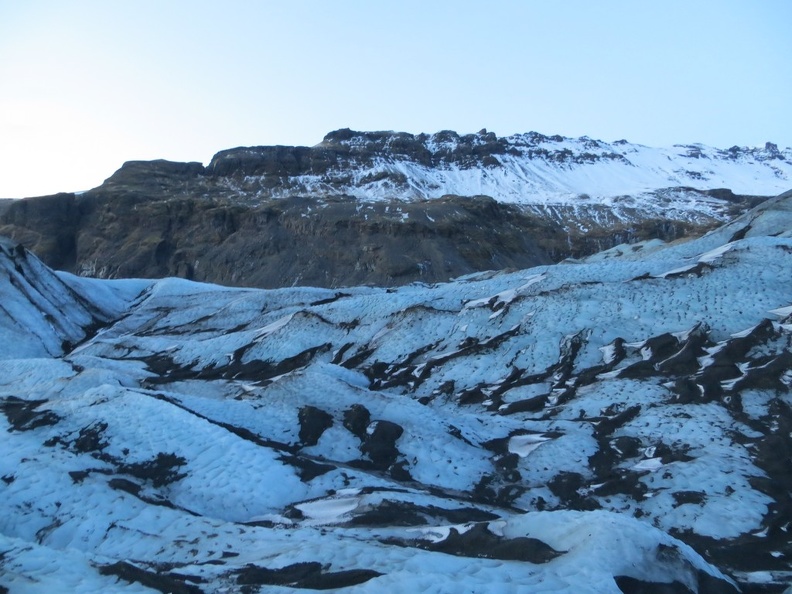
[1, 191, 792, 592]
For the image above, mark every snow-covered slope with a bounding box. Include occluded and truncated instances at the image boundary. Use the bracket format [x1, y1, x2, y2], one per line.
[2, 192, 792, 592]
[207, 130, 792, 208]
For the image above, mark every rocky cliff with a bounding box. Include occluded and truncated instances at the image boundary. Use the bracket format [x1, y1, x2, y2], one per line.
[1, 192, 559, 288]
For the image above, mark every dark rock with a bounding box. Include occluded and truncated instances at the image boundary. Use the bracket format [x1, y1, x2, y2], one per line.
[730, 351, 792, 393]
[547, 471, 585, 498]
[118, 452, 187, 488]
[498, 394, 548, 415]
[494, 453, 520, 471]
[653, 442, 694, 465]
[296, 569, 384, 590]
[360, 420, 404, 469]
[235, 561, 381, 589]
[447, 424, 473, 445]
[612, 436, 643, 459]
[548, 472, 601, 510]
[0, 396, 61, 431]
[68, 470, 90, 484]
[416, 522, 564, 563]
[657, 331, 709, 375]
[699, 320, 776, 385]
[108, 477, 142, 496]
[641, 333, 680, 363]
[481, 436, 511, 455]
[342, 404, 371, 440]
[618, 360, 658, 380]
[99, 561, 203, 594]
[668, 378, 707, 404]
[278, 455, 335, 482]
[347, 500, 428, 527]
[297, 406, 334, 447]
[223, 343, 332, 384]
[341, 348, 376, 370]
[73, 422, 109, 453]
[593, 472, 648, 500]
[595, 405, 642, 438]
[145, 343, 331, 384]
[388, 460, 413, 482]
[309, 292, 351, 306]
[671, 491, 706, 507]
[457, 385, 488, 405]
[236, 562, 323, 586]
[348, 498, 497, 528]
[615, 576, 694, 594]
[695, 570, 740, 594]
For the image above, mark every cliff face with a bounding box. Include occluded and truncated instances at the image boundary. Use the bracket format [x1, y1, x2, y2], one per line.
[0, 192, 557, 288]
[0, 128, 782, 288]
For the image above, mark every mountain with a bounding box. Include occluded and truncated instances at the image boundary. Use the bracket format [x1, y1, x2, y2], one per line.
[1, 130, 787, 288]
[202, 129, 790, 204]
[2, 191, 791, 592]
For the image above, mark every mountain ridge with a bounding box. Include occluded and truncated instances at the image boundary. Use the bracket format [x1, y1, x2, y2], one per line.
[111, 128, 792, 205]
[0, 129, 787, 289]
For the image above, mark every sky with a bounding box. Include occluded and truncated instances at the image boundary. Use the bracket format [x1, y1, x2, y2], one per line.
[1, 0, 791, 198]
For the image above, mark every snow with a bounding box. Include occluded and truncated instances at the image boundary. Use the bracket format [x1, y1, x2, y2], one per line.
[295, 496, 361, 523]
[0, 533, 154, 594]
[508, 433, 554, 457]
[633, 457, 664, 472]
[769, 304, 792, 318]
[697, 242, 736, 264]
[245, 134, 792, 214]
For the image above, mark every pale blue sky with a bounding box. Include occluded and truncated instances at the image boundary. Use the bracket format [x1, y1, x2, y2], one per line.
[1, 0, 790, 197]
